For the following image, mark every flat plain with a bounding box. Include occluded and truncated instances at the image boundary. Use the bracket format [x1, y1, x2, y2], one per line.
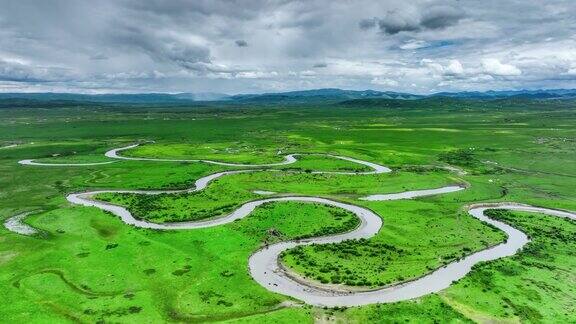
[0, 99, 575, 323]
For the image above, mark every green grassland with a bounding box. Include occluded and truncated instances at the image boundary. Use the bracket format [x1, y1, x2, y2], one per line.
[279, 199, 506, 288]
[0, 99, 575, 322]
[95, 170, 455, 223]
[440, 210, 576, 323]
[127, 142, 287, 164]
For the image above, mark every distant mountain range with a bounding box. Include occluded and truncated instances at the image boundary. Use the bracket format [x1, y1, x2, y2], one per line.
[1, 88, 576, 105]
[229, 89, 423, 102]
[431, 89, 576, 100]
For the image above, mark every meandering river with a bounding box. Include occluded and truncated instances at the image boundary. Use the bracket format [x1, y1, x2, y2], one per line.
[10, 143, 576, 307]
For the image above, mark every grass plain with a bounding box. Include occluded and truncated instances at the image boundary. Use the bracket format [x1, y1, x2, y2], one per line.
[0, 98, 574, 322]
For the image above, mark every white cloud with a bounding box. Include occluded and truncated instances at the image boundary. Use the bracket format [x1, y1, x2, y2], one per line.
[482, 58, 522, 76]
[445, 60, 464, 75]
[399, 40, 429, 50]
[234, 71, 279, 79]
[371, 77, 399, 87]
[0, 0, 575, 93]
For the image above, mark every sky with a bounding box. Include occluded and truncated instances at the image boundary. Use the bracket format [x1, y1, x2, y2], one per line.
[1, 0, 576, 94]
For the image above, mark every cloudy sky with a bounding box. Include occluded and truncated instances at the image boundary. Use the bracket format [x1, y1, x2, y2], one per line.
[1, 0, 576, 94]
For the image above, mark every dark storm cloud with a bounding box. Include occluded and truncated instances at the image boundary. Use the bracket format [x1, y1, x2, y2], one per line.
[420, 5, 464, 29]
[112, 26, 212, 72]
[0, 60, 43, 82]
[90, 54, 109, 61]
[372, 5, 465, 35]
[377, 14, 420, 35]
[235, 40, 249, 47]
[0, 0, 575, 93]
[358, 18, 377, 30]
[0, 59, 76, 83]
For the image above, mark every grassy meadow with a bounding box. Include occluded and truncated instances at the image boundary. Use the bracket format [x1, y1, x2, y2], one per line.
[0, 99, 574, 322]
